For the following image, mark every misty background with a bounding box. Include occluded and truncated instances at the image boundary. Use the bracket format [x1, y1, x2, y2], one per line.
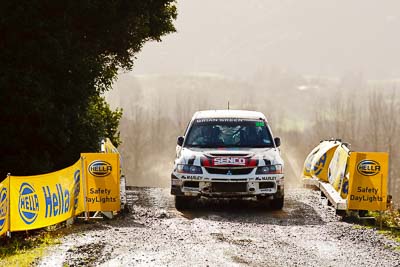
[106, 1, 400, 204]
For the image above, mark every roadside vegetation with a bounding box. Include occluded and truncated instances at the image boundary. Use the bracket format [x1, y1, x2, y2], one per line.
[0, 1, 177, 177]
[0, 231, 61, 266]
[373, 209, 400, 242]
[0, 216, 127, 265]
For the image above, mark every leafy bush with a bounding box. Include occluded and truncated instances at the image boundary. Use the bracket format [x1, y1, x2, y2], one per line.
[0, 1, 177, 176]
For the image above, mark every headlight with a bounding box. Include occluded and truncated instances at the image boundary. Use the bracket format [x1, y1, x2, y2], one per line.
[256, 164, 283, 174]
[176, 164, 203, 174]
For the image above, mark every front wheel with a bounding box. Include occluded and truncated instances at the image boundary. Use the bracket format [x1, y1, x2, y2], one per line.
[270, 196, 284, 210]
[174, 196, 196, 211]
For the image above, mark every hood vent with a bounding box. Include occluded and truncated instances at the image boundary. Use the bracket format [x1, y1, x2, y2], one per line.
[208, 153, 251, 157]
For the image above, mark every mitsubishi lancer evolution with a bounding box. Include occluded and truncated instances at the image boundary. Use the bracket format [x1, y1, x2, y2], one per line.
[171, 110, 284, 210]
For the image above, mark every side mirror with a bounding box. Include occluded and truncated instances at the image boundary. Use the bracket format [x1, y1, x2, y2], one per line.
[177, 136, 184, 146]
[274, 137, 281, 147]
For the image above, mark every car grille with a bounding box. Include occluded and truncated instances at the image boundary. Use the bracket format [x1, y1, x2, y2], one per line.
[259, 182, 275, 189]
[205, 168, 254, 175]
[184, 181, 199, 188]
[211, 182, 247, 193]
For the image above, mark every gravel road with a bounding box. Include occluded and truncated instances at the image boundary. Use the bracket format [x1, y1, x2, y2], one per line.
[38, 186, 400, 267]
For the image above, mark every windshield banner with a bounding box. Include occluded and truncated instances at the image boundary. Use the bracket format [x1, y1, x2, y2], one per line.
[9, 160, 84, 231]
[347, 152, 388, 211]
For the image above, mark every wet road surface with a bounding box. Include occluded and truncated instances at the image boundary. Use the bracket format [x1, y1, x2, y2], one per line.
[38, 187, 400, 267]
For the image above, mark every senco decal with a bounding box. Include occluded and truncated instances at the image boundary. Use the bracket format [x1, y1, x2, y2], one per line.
[88, 160, 112, 177]
[0, 188, 7, 231]
[357, 160, 381, 176]
[213, 157, 246, 166]
[19, 183, 39, 225]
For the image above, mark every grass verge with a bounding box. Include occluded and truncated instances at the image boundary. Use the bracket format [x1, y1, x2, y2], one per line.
[0, 218, 114, 266]
[0, 229, 61, 266]
[369, 209, 400, 248]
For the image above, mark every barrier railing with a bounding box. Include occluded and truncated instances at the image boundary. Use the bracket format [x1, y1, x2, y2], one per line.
[302, 140, 389, 213]
[0, 151, 120, 237]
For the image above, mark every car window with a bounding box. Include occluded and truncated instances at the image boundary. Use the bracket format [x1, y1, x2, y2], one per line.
[184, 118, 273, 148]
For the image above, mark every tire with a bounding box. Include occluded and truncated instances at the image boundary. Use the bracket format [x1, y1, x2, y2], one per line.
[256, 196, 268, 208]
[174, 196, 196, 211]
[270, 196, 284, 210]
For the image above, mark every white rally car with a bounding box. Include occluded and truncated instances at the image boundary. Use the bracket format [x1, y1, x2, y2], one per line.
[171, 110, 284, 210]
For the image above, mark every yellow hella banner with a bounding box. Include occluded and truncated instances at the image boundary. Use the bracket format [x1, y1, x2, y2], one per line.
[302, 142, 322, 178]
[9, 160, 84, 231]
[328, 144, 350, 191]
[0, 177, 10, 236]
[82, 153, 120, 212]
[309, 141, 340, 182]
[103, 138, 119, 154]
[347, 152, 388, 211]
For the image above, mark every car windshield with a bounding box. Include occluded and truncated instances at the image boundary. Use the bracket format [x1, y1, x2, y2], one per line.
[184, 118, 274, 148]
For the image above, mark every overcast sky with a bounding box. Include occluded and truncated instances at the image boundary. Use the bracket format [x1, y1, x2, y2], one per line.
[132, 0, 400, 79]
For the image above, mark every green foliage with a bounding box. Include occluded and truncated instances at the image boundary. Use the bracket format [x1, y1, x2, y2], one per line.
[369, 210, 400, 242]
[0, 231, 60, 265]
[371, 209, 400, 229]
[82, 95, 123, 150]
[0, 1, 177, 176]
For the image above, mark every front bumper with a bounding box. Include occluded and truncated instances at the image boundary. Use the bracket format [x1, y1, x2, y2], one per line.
[171, 172, 284, 198]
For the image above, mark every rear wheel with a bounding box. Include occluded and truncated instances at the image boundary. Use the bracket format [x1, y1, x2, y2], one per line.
[270, 196, 284, 210]
[174, 196, 196, 211]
